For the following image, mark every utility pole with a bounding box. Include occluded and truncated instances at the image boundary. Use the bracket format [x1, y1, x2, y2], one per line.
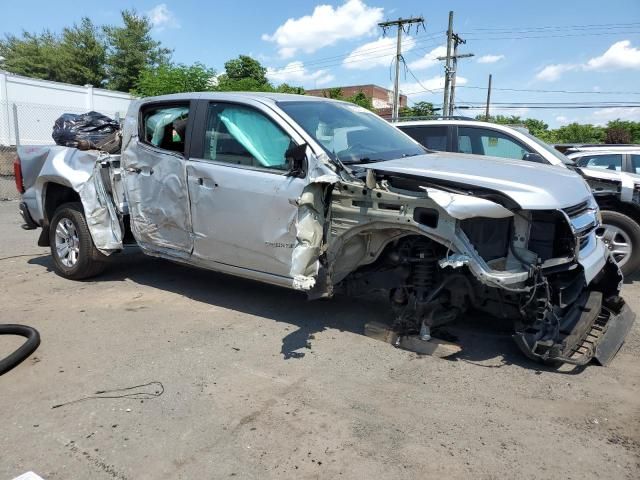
[442, 11, 454, 118]
[437, 12, 474, 117]
[378, 16, 425, 121]
[485, 74, 492, 120]
[448, 34, 474, 116]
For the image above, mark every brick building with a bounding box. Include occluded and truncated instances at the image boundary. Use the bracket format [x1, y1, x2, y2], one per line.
[305, 84, 407, 117]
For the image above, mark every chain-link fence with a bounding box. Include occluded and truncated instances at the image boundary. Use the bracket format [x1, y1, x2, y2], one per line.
[0, 101, 122, 200]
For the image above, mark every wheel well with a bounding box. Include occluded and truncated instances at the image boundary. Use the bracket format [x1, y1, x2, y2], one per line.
[596, 196, 640, 225]
[38, 183, 81, 246]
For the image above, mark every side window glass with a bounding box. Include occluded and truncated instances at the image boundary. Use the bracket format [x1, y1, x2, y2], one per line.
[402, 126, 448, 151]
[458, 127, 530, 159]
[458, 135, 472, 154]
[204, 104, 293, 170]
[142, 105, 189, 154]
[577, 154, 623, 171]
[629, 154, 640, 174]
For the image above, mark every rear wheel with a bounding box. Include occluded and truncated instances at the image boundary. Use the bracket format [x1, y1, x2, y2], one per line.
[596, 210, 640, 276]
[49, 202, 107, 280]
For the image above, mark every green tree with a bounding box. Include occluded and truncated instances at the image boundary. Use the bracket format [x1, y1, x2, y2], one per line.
[0, 30, 64, 81]
[400, 101, 435, 118]
[275, 83, 305, 94]
[59, 18, 106, 86]
[134, 63, 216, 97]
[216, 55, 271, 91]
[223, 55, 267, 84]
[605, 120, 640, 143]
[553, 123, 605, 144]
[604, 126, 632, 144]
[104, 10, 172, 92]
[345, 90, 374, 110]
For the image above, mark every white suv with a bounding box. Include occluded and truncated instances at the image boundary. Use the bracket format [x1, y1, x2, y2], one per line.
[395, 119, 640, 276]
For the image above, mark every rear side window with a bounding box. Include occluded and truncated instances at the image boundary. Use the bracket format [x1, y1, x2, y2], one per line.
[630, 154, 640, 174]
[457, 127, 530, 160]
[575, 154, 623, 171]
[401, 126, 448, 151]
[141, 104, 190, 154]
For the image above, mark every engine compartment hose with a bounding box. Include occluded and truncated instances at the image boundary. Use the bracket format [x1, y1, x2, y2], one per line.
[0, 324, 41, 376]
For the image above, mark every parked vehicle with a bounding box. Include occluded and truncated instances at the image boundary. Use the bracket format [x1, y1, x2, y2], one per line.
[563, 145, 640, 176]
[14, 93, 634, 367]
[396, 119, 640, 276]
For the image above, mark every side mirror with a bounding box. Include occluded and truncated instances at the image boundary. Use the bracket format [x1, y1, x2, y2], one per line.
[285, 143, 307, 178]
[522, 152, 546, 164]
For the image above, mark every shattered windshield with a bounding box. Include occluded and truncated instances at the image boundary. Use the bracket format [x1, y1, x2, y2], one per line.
[278, 100, 426, 164]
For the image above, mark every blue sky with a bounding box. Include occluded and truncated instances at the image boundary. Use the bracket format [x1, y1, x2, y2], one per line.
[1, 0, 639, 127]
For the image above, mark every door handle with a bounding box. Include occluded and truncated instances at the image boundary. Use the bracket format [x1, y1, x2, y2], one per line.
[126, 167, 153, 175]
[193, 177, 218, 189]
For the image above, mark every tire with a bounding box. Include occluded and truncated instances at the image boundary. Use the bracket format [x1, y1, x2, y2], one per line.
[49, 202, 107, 280]
[0, 324, 40, 376]
[597, 210, 640, 277]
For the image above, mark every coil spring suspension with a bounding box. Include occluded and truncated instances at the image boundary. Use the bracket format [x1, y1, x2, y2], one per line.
[408, 239, 437, 296]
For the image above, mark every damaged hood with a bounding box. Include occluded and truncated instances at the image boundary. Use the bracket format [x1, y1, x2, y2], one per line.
[369, 152, 593, 210]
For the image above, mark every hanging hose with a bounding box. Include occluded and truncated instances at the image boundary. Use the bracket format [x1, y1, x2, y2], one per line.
[0, 324, 40, 376]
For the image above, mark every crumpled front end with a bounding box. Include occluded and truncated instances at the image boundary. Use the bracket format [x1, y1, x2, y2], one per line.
[320, 169, 634, 367]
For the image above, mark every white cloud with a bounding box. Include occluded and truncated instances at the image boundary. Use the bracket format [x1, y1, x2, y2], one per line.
[266, 61, 334, 86]
[589, 107, 640, 125]
[343, 36, 416, 70]
[535, 63, 578, 81]
[535, 40, 640, 81]
[262, 0, 384, 58]
[477, 54, 504, 64]
[147, 4, 180, 30]
[407, 45, 447, 70]
[398, 75, 467, 99]
[555, 115, 570, 125]
[584, 40, 640, 71]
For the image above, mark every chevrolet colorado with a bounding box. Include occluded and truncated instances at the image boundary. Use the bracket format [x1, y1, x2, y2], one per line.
[14, 93, 635, 366]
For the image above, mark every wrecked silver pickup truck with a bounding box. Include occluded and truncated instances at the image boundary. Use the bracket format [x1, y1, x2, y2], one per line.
[15, 93, 635, 366]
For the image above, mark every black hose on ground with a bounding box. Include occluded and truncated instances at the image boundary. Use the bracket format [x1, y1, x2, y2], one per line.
[0, 324, 40, 376]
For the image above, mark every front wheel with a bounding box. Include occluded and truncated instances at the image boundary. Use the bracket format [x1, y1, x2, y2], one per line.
[49, 202, 107, 280]
[596, 210, 640, 277]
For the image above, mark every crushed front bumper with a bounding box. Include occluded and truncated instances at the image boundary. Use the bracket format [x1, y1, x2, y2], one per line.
[513, 259, 635, 367]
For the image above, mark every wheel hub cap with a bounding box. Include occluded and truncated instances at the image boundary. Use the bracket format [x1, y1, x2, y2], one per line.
[596, 223, 632, 268]
[54, 218, 80, 267]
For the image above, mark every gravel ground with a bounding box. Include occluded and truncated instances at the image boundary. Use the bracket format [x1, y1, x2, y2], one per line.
[0, 200, 639, 480]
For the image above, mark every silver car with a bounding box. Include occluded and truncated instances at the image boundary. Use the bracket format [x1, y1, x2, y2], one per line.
[15, 93, 634, 367]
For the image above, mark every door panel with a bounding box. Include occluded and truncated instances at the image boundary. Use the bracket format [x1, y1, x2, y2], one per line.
[122, 102, 193, 254]
[186, 161, 304, 277]
[186, 100, 308, 278]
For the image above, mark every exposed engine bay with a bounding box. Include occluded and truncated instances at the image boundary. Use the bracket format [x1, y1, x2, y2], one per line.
[320, 171, 634, 366]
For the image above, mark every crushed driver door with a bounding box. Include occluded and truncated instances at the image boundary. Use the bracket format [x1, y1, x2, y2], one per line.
[122, 100, 195, 256]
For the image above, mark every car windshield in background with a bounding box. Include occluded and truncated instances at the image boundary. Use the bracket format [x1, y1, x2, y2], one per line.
[518, 129, 575, 166]
[277, 101, 426, 164]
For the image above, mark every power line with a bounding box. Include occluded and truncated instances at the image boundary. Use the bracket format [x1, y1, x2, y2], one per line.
[458, 86, 640, 95]
[268, 32, 444, 73]
[458, 105, 640, 109]
[461, 21, 640, 32]
[462, 31, 640, 41]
